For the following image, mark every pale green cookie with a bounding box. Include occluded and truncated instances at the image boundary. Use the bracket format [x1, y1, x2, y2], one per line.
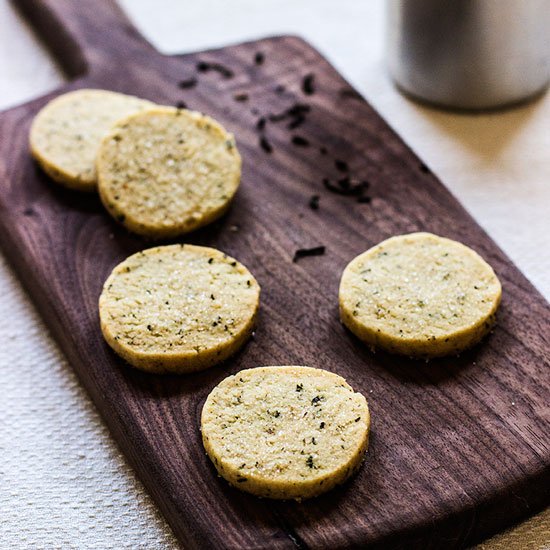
[97, 106, 241, 238]
[30, 89, 154, 191]
[201, 366, 370, 500]
[99, 244, 260, 373]
[339, 232, 502, 358]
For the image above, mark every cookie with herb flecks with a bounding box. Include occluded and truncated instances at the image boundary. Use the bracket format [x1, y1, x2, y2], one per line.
[99, 244, 259, 373]
[30, 89, 154, 191]
[96, 106, 241, 238]
[201, 366, 370, 500]
[339, 232, 502, 358]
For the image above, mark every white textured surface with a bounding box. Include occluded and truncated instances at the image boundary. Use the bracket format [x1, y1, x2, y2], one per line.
[0, 0, 548, 548]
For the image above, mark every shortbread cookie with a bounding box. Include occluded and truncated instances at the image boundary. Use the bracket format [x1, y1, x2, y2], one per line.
[29, 89, 153, 191]
[99, 244, 259, 373]
[96, 106, 241, 238]
[339, 232, 502, 358]
[201, 366, 370, 500]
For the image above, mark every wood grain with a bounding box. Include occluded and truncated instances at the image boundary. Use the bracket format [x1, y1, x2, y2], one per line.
[1, 1, 548, 548]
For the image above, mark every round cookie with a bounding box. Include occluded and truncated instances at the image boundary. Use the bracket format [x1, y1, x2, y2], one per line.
[29, 89, 154, 191]
[99, 244, 260, 373]
[201, 366, 370, 500]
[339, 232, 502, 358]
[96, 106, 241, 238]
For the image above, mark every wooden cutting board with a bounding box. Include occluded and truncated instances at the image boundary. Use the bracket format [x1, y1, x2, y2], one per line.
[1, 1, 548, 548]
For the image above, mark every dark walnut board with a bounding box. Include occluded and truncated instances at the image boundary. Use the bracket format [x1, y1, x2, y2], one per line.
[1, 1, 548, 548]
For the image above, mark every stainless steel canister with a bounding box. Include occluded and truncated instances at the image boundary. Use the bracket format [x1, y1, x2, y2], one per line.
[387, 0, 550, 110]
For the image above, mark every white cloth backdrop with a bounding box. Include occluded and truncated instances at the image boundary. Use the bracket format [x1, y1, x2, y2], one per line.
[1, 0, 548, 548]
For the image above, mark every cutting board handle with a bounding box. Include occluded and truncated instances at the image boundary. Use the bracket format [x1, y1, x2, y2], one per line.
[15, 0, 159, 79]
